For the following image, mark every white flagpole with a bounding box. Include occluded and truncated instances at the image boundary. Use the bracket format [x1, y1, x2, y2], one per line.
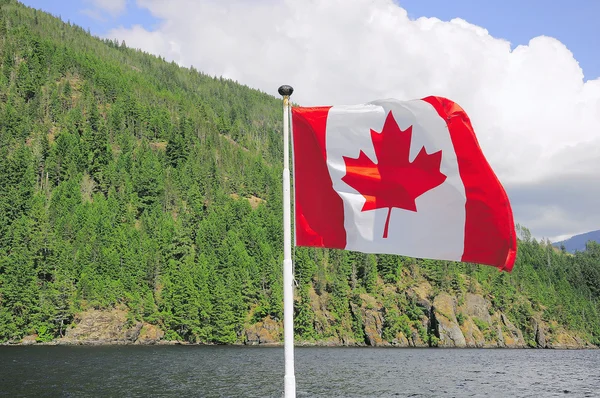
[278, 84, 296, 398]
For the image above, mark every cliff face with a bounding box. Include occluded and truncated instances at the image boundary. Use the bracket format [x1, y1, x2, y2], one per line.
[256, 281, 592, 349]
[237, 280, 594, 349]
[60, 310, 166, 345]
[343, 283, 530, 349]
[23, 309, 166, 345]
[430, 292, 526, 348]
[12, 282, 596, 348]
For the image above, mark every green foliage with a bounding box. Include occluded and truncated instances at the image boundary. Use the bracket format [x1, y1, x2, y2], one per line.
[377, 254, 402, 283]
[35, 323, 54, 342]
[415, 320, 427, 342]
[472, 317, 488, 331]
[359, 254, 378, 293]
[294, 286, 316, 341]
[382, 298, 412, 341]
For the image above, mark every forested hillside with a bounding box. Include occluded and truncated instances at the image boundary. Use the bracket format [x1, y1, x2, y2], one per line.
[1, 0, 599, 347]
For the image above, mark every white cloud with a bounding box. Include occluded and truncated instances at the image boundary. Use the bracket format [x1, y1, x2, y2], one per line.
[106, 0, 600, 241]
[84, 0, 127, 18]
[80, 8, 106, 22]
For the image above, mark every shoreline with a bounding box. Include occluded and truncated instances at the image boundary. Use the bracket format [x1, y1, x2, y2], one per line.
[2, 339, 596, 349]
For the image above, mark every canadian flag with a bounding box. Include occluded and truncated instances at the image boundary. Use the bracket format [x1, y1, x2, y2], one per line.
[291, 96, 517, 271]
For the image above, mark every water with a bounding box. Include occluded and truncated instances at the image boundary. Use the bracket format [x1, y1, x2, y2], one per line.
[1, 346, 599, 397]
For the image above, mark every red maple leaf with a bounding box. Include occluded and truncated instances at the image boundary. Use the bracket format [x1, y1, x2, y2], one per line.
[341, 111, 447, 238]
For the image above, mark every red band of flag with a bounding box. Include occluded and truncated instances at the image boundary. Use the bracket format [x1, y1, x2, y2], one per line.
[422, 96, 517, 271]
[292, 106, 347, 249]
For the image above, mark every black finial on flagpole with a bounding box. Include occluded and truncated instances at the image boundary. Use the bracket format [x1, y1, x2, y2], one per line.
[278, 85, 294, 97]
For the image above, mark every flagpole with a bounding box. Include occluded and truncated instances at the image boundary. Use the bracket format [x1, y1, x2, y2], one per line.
[278, 84, 296, 398]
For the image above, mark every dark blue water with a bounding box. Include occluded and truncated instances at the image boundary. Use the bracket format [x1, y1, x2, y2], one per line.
[1, 346, 599, 397]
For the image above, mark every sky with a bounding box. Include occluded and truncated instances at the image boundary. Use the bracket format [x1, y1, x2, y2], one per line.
[20, 0, 600, 242]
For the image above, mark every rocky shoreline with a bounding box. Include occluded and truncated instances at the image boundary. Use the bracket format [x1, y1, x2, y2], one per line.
[4, 284, 597, 349]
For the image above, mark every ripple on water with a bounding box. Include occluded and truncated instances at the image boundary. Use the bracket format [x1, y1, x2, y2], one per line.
[0, 346, 599, 397]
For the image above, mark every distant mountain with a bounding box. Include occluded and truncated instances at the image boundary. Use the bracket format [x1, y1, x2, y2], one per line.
[553, 230, 600, 253]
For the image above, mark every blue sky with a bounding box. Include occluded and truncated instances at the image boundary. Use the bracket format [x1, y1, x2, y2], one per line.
[20, 0, 159, 39]
[20, 0, 600, 80]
